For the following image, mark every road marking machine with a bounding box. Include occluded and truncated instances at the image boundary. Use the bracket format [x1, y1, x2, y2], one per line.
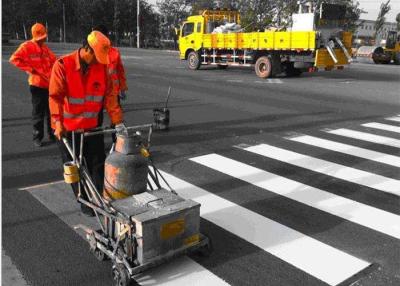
[62, 124, 211, 286]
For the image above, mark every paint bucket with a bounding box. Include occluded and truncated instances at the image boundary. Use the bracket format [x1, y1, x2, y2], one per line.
[153, 87, 171, 131]
[153, 108, 170, 130]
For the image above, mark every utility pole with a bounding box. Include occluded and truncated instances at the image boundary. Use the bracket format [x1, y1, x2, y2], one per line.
[137, 0, 140, 48]
[63, 2, 66, 43]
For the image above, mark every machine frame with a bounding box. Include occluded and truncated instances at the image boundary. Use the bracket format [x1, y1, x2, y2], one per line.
[62, 124, 210, 286]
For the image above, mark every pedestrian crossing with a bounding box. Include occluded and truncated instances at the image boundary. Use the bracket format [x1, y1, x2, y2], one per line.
[385, 115, 400, 123]
[159, 170, 370, 286]
[241, 143, 400, 196]
[326, 128, 400, 148]
[362, 122, 400, 134]
[288, 134, 400, 168]
[22, 116, 400, 286]
[190, 153, 400, 239]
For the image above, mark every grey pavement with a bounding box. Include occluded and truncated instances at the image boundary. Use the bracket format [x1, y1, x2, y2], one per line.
[2, 42, 400, 286]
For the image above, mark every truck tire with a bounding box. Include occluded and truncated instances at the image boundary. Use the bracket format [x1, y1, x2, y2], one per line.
[255, 56, 272, 78]
[188, 51, 201, 70]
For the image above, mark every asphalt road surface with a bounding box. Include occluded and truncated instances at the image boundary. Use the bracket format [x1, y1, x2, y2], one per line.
[2, 42, 400, 286]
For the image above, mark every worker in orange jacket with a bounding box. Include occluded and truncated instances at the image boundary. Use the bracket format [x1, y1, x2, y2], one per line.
[49, 31, 125, 216]
[10, 23, 57, 147]
[92, 25, 128, 135]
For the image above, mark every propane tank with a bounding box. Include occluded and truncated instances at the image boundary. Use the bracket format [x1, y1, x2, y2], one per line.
[103, 132, 149, 200]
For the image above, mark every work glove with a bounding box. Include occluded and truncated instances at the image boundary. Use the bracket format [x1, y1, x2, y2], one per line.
[54, 121, 65, 140]
[119, 91, 127, 101]
[115, 122, 127, 135]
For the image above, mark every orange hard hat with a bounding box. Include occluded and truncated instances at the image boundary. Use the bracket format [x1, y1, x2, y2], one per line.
[87, 31, 110, 65]
[31, 23, 47, 41]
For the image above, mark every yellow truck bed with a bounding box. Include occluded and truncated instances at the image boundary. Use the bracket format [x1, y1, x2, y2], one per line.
[201, 31, 317, 50]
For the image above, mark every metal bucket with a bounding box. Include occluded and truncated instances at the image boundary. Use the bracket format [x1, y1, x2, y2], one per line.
[153, 108, 170, 131]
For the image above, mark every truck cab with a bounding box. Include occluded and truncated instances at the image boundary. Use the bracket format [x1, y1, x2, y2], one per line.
[179, 16, 204, 60]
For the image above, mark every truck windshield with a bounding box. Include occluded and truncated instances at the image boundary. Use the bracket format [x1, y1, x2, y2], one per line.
[182, 23, 194, 37]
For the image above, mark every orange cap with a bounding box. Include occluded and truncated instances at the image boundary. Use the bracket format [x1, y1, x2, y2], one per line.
[87, 31, 110, 65]
[31, 23, 47, 41]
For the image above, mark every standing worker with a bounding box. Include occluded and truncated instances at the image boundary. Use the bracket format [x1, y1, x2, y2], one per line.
[93, 25, 128, 103]
[10, 23, 57, 147]
[49, 31, 125, 215]
[92, 25, 128, 137]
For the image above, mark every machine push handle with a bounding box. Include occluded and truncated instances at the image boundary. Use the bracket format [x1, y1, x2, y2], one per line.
[84, 124, 153, 137]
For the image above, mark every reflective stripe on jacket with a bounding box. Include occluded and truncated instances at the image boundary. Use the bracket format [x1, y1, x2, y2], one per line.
[49, 50, 123, 131]
[108, 47, 127, 94]
[9, 40, 56, 88]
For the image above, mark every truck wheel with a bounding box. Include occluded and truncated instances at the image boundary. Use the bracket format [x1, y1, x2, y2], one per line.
[255, 56, 272, 78]
[188, 51, 201, 70]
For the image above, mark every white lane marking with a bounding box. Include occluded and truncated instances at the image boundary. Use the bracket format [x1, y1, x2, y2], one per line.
[191, 153, 400, 240]
[19, 180, 64, 191]
[326, 128, 400, 149]
[226, 79, 243, 83]
[289, 135, 400, 168]
[160, 170, 370, 286]
[385, 116, 400, 123]
[254, 79, 283, 84]
[243, 144, 400, 197]
[362, 122, 400, 134]
[2, 250, 30, 286]
[121, 55, 143, 60]
[24, 182, 230, 286]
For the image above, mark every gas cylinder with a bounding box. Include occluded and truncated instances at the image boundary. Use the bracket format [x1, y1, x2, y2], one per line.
[103, 132, 149, 200]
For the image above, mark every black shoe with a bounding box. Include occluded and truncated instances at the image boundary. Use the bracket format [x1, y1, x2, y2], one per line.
[48, 134, 56, 142]
[80, 204, 95, 217]
[33, 139, 42, 147]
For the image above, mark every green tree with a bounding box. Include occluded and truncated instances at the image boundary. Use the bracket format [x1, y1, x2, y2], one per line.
[374, 0, 391, 39]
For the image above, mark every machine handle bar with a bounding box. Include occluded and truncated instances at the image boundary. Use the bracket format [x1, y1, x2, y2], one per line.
[83, 124, 153, 137]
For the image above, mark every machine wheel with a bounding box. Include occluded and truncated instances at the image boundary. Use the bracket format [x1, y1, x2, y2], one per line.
[94, 248, 108, 261]
[255, 56, 272, 78]
[217, 65, 228, 69]
[188, 51, 201, 70]
[196, 239, 213, 257]
[112, 263, 133, 286]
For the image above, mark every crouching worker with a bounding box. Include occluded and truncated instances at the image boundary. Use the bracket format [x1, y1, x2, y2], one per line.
[49, 31, 125, 216]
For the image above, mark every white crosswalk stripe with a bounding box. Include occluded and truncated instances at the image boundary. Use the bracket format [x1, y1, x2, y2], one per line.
[190, 153, 400, 239]
[159, 170, 371, 286]
[289, 134, 400, 168]
[385, 116, 400, 122]
[362, 122, 400, 134]
[242, 143, 400, 196]
[326, 128, 400, 148]
[23, 182, 230, 286]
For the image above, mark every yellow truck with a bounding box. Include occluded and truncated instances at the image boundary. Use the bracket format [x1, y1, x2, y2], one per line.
[178, 3, 353, 78]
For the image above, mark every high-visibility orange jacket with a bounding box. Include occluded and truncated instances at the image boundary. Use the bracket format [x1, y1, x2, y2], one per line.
[9, 40, 56, 89]
[108, 47, 127, 94]
[49, 50, 123, 131]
